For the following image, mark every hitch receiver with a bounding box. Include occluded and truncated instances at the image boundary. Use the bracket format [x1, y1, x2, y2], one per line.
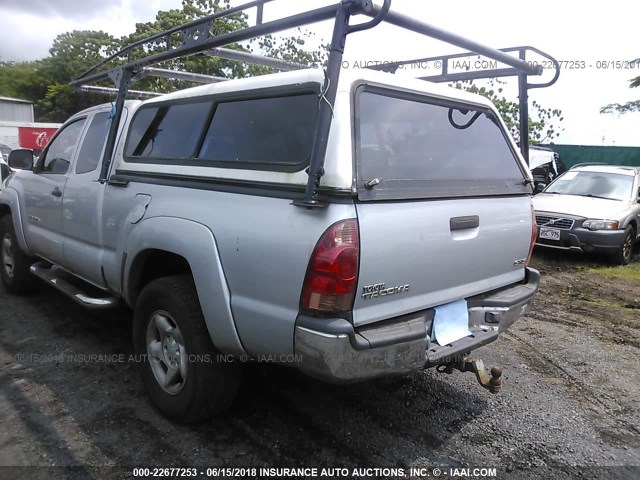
[437, 357, 502, 394]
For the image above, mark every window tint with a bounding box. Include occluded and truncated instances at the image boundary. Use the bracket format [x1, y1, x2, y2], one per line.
[76, 112, 110, 174]
[40, 119, 86, 175]
[127, 107, 158, 155]
[127, 102, 211, 158]
[357, 91, 525, 199]
[198, 94, 318, 167]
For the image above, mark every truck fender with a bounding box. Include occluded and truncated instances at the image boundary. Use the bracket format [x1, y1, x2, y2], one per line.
[123, 216, 246, 357]
[0, 187, 34, 256]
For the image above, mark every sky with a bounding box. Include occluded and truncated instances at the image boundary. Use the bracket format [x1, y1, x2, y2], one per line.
[0, 0, 638, 147]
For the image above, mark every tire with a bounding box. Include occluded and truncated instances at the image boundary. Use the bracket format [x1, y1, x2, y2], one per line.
[0, 215, 37, 294]
[611, 225, 635, 266]
[133, 275, 241, 423]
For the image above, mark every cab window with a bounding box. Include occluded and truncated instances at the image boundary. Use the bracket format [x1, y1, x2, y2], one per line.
[76, 113, 110, 174]
[38, 119, 86, 174]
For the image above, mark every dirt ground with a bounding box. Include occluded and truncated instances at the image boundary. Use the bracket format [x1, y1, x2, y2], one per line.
[1, 249, 639, 480]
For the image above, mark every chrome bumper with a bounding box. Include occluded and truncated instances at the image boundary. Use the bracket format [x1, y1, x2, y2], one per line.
[294, 268, 539, 383]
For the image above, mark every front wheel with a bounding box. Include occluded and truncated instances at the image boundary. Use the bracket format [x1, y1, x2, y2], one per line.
[133, 275, 242, 423]
[611, 226, 635, 266]
[0, 216, 37, 294]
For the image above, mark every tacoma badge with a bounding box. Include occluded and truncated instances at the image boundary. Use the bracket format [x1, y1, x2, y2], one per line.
[362, 283, 410, 300]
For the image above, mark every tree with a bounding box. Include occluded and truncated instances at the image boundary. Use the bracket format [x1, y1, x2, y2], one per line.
[454, 81, 564, 145]
[0, 61, 52, 122]
[600, 58, 640, 114]
[36, 31, 121, 121]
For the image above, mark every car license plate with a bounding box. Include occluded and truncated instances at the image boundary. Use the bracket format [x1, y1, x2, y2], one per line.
[539, 227, 561, 241]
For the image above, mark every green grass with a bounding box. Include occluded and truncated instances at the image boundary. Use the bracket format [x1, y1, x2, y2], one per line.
[587, 262, 640, 282]
[583, 297, 627, 309]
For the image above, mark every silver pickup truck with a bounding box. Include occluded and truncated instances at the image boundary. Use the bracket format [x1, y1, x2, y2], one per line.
[0, 2, 541, 423]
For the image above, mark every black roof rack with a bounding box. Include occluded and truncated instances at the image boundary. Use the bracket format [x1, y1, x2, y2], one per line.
[71, 0, 560, 208]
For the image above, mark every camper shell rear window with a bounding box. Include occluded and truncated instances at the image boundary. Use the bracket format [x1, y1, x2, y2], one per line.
[355, 86, 529, 201]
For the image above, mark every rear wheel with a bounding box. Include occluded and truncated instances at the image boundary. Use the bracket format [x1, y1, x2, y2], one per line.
[0, 216, 37, 294]
[133, 275, 241, 423]
[612, 225, 635, 265]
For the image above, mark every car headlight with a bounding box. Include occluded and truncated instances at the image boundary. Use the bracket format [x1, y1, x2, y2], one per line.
[582, 219, 620, 230]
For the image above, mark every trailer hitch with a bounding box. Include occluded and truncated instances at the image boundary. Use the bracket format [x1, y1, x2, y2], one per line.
[437, 358, 502, 394]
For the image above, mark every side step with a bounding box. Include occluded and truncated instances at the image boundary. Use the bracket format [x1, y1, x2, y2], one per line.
[30, 262, 119, 309]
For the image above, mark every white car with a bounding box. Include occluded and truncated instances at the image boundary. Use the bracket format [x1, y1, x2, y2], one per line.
[529, 146, 566, 188]
[533, 165, 640, 264]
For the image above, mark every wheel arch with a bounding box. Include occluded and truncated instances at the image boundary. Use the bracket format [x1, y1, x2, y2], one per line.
[621, 215, 638, 237]
[0, 191, 33, 255]
[128, 249, 193, 304]
[123, 217, 246, 357]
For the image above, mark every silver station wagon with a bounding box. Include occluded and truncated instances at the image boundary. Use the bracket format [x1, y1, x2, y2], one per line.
[533, 165, 640, 264]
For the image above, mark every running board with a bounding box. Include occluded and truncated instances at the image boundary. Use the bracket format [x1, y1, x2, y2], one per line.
[30, 262, 119, 309]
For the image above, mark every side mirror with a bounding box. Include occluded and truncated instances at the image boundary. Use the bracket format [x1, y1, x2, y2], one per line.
[8, 149, 34, 170]
[533, 182, 547, 194]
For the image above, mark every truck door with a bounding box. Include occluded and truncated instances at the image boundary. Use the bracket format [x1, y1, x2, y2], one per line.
[62, 110, 113, 287]
[20, 118, 87, 265]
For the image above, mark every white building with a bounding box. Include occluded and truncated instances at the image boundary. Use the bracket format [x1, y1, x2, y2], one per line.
[0, 97, 60, 154]
[0, 96, 35, 123]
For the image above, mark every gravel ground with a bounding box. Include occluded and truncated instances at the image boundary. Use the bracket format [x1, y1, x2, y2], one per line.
[0, 250, 639, 480]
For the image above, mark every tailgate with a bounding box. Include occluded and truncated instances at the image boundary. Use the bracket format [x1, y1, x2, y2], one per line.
[353, 197, 532, 326]
[352, 86, 533, 326]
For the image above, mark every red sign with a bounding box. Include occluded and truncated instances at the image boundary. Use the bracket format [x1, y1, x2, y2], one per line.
[18, 127, 59, 150]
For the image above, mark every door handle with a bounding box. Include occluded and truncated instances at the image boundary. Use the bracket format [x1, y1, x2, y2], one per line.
[51, 188, 62, 198]
[450, 215, 479, 231]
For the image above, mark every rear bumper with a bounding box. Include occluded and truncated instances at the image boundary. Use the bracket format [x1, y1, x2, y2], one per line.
[294, 268, 540, 383]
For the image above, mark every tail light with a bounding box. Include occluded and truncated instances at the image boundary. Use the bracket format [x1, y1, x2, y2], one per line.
[300, 219, 360, 313]
[526, 206, 537, 266]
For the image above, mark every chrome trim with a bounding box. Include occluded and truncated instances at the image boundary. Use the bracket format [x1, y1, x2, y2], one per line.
[30, 262, 119, 309]
[294, 325, 427, 383]
[296, 326, 346, 339]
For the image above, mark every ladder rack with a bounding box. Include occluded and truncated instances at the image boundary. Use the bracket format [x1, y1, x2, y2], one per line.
[71, 0, 560, 208]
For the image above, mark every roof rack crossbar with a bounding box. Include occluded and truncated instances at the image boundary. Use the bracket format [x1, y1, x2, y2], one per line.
[79, 85, 162, 98]
[206, 47, 309, 71]
[419, 67, 522, 83]
[138, 67, 228, 84]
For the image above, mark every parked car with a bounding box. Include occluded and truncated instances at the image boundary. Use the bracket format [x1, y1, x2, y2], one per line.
[533, 165, 640, 264]
[529, 145, 566, 191]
